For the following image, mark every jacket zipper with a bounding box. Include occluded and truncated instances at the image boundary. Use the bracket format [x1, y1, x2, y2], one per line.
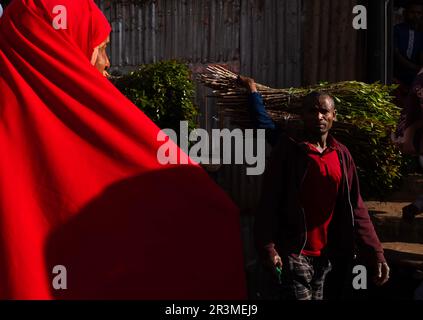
[339, 152, 355, 228]
[339, 152, 357, 260]
[299, 207, 307, 255]
[299, 162, 309, 255]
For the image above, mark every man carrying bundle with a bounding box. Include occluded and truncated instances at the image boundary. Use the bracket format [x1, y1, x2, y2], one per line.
[238, 76, 390, 300]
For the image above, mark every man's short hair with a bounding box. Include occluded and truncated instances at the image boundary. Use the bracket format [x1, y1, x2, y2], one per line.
[302, 91, 335, 110]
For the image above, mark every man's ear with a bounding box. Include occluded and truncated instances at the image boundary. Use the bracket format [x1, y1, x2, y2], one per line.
[333, 109, 337, 121]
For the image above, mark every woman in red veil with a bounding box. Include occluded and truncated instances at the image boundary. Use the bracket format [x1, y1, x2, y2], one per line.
[0, 0, 246, 299]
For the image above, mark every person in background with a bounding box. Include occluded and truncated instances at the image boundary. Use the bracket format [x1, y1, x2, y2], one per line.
[402, 196, 423, 220]
[394, 1, 423, 88]
[392, 66, 423, 221]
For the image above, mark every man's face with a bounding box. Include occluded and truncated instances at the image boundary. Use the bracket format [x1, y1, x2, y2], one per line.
[302, 96, 336, 136]
[405, 5, 423, 29]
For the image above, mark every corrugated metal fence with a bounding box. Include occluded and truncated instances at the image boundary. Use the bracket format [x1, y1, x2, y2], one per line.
[95, 0, 302, 88]
[302, 0, 366, 85]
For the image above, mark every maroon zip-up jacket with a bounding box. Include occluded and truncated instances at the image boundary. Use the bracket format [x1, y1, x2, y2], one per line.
[254, 132, 386, 265]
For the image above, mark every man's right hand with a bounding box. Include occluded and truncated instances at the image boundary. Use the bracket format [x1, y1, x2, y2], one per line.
[272, 255, 283, 268]
[273, 255, 283, 284]
[270, 255, 283, 282]
[265, 253, 282, 269]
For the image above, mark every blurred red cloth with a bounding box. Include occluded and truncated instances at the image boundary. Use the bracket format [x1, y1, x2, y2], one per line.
[0, 0, 246, 299]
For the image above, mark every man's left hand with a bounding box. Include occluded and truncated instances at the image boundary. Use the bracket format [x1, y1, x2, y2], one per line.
[372, 262, 390, 286]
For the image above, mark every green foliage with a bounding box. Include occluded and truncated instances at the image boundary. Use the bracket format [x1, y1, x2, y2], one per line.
[113, 61, 198, 144]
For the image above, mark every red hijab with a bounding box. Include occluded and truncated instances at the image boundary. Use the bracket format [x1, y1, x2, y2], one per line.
[0, 0, 246, 299]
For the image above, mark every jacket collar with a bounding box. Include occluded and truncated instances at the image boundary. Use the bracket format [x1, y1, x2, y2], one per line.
[288, 131, 341, 153]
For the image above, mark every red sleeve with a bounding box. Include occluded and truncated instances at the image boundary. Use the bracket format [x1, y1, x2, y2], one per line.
[346, 149, 386, 264]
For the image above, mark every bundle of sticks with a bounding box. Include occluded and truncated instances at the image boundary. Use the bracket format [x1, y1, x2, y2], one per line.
[198, 65, 303, 127]
[198, 65, 389, 130]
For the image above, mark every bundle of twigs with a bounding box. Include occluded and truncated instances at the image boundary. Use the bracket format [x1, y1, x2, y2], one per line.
[200, 65, 396, 126]
[199, 65, 402, 197]
[199, 65, 303, 125]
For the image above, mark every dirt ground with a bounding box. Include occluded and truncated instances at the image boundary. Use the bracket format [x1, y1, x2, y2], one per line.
[366, 174, 423, 244]
[364, 174, 423, 299]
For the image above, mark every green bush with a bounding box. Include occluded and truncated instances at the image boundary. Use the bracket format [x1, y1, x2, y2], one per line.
[113, 61, 199, 143]
[325, 82, 402, 198]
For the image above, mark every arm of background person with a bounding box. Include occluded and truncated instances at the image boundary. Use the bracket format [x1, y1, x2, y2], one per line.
[238, 76, 281, 146]
[395, 48, 421, 73]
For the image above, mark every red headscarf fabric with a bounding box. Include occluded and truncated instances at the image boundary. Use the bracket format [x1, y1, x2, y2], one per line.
[0, 0, 246, 299]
